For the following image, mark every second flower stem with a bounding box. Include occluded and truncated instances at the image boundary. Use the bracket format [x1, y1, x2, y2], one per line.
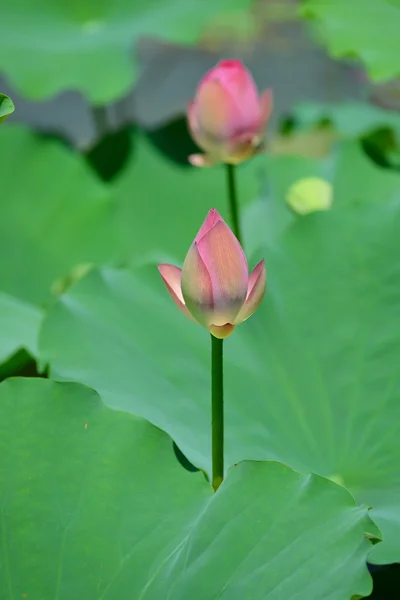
[211, 334, 224, 492]
[225, 163, 242, 245]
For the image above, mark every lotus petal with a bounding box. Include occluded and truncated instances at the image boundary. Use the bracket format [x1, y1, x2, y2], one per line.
[181, 244, 214, 326]
[234, 260, 266, 324]
[158, 264, 196, 322]
[197, 220, 248, 325]
[194, 208, 222, 243]
[259, 89, 273, 131]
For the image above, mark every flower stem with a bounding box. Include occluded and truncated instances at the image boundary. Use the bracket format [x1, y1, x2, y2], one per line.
[211, 334, 224, 492]
[225, 163, 242, 244]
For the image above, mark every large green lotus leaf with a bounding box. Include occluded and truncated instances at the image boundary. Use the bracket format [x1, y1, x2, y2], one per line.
[0, 0, 251, 104]
[302, 0, 400, 81]
[40, 141, 400, 563]
[0, 125, 120, 305]
[0, 94, 14, 124]
[0, 378, 210, 599]
[0, 293, 42, 364]
[0, 378, 378, 599]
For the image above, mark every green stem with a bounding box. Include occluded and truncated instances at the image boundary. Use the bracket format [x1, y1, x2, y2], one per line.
[225, 163, 242, 244]
[211, 334, 224, 492]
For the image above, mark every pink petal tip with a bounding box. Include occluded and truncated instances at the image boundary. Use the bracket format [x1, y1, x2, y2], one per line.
[234, 259, 266, 324]
[158, 264, 196, 322]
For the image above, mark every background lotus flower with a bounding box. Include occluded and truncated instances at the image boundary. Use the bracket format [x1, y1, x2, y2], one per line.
[158, 209, 266, 339]
[187, 60, 273, 167]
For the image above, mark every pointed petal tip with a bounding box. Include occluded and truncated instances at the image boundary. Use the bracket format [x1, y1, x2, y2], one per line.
[157, 262, 168, 274]
[158, 263, 183, 299]
[195, 208, 224, 243]
[217, 59, 244, 69]
[205, 207, 224, 222]
[249, 259, 266, 290]
[234, 259, 266, 324]
[158, 264, 198, 323]
[158, 263, 179, 280]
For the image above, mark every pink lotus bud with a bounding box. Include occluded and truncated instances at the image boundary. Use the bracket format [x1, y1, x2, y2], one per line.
[158, 209, 266, 339]
[187, 59, 273, 167]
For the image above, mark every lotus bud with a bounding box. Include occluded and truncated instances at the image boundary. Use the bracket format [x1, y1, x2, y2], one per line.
[158, 209, 266, 339]
[187, 60, 272, 167]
